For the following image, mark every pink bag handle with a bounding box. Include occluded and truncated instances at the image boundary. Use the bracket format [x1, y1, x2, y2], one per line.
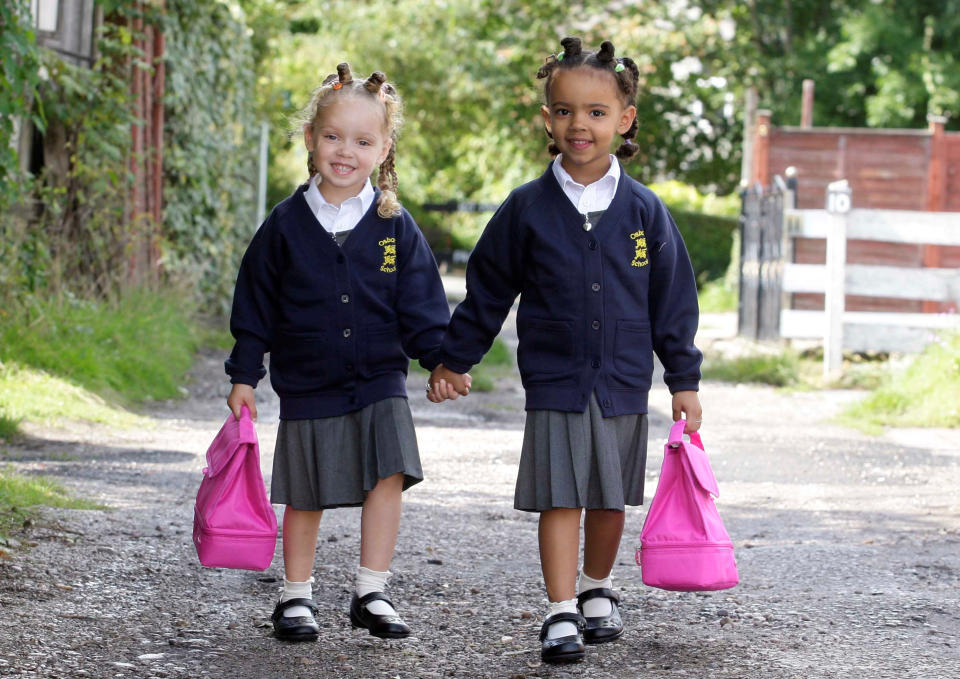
[668, 419, 704, 450]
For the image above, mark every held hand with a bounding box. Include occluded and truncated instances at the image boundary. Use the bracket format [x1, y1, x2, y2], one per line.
[672, 390, 702, 434]
[227, 383, 257, 421]
[427, 364, 472, 403]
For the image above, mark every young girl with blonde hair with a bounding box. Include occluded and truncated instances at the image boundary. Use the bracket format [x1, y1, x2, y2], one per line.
[226, 63, 451, 642]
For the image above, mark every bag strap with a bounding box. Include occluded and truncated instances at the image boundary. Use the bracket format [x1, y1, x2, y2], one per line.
[668, 420, 706, 451]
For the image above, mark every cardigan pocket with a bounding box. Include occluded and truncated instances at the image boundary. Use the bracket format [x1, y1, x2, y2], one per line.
[363, 321, 408, 375]
[517, 318, 575, 381]
[613, 320, 653, 380]
[270, 330, 336, 393]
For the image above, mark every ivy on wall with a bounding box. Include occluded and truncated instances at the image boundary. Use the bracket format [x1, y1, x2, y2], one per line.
[162, 0, 259, 311]
[0, 1, 259, 310]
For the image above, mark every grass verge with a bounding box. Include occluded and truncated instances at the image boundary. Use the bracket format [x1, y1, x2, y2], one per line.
[0, 362, 145, 432]
[838, 333, 960, 431]
[703, 350, 800, 386]
[1, 289, 200, 403]
[0, 468, 104, 540]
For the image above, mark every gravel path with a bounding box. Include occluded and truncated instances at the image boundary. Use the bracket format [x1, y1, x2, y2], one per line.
[0, 337, 958, 678]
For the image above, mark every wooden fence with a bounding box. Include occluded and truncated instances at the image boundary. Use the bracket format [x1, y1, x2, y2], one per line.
[780, 203, 960, 354]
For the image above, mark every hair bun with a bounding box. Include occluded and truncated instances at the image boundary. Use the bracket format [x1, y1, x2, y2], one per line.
[336, 62, 353, 84]
[597, 40, 616, 63]
[560, 36, 582, 58]
[364, 71, 387, 94]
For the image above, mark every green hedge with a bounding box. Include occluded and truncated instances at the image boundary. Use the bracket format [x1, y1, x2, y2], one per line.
[671, 209, 738, 286]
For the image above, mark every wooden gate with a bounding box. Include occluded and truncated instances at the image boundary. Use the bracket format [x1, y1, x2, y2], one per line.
[739, 184, 785, 340]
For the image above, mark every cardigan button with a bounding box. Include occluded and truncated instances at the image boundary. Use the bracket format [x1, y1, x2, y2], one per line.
[591, 282, 601, 292]
[341, 294, 350, 303]
[591, 359, 600, 369]
[342, 328, 352, 338]
[591, 320, 601, 330]
[602, 398, 612, 408]
[588, 239, 598, 250]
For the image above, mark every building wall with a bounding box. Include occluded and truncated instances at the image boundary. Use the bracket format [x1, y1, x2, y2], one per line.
[34, 0, 98, 66]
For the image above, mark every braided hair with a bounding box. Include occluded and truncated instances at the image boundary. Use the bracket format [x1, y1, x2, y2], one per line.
[294, 62, 404, 218]
[537, 37, 641, 161]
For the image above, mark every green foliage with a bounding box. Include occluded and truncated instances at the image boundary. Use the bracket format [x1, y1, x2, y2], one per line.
[698, 278, 737, 313]
[470, 337, 515, 392]
[0, 414, 20, 442]
[0, 1, 43, 214]
[1, 5, 144, 306]
[649, 180, 740, 217]
[162, 0, 259, 310]
[841, 333, 960, 430]
[703, 351, 800, 386]
[672, 209, 739, 286]
[0, 290, 201, 404]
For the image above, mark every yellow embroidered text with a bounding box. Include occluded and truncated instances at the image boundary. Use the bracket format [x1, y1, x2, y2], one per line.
[379, 237, 397, 273]
[629, 229, 648, 268]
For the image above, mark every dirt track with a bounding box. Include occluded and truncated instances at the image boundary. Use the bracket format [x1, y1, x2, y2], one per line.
[0, 331, 958, 678]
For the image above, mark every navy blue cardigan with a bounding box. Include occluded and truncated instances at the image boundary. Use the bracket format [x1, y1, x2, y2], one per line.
[226, 184, 449, 419]
[439, 162, 702, 416]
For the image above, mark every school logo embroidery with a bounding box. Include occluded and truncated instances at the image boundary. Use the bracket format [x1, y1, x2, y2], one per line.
[379, 237, 397, 273]
[629, 229, 648, 268]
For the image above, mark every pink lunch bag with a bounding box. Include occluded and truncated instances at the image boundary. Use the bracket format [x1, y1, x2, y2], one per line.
[193, 405, 277, 571]
[636, 419, 739, 591]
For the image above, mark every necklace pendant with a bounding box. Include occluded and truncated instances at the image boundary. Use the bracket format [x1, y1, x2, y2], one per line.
[582, 218, 592, 232]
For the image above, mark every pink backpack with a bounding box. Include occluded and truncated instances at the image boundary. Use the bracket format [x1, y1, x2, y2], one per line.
[636, 419, 738, 591]
[193, 406, 277, 571]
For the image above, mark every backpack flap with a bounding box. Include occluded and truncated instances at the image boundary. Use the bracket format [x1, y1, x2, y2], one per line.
[203, 405, 257, 477]
[680, 434, 720, 498]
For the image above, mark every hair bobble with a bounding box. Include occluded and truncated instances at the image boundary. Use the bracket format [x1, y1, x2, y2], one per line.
[556, 52, 564, 62]
[331, 82, 343, 90]
[615, 60, 625, 72]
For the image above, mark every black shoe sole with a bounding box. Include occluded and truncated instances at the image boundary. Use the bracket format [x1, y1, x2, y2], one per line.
[349, 609, 411, 639]
[274, 630, 319, 642]
[583, 628, 624, 645]
[541, 649, 586, 664]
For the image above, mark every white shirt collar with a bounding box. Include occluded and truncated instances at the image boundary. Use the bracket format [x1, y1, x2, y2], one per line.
[551, 154, 620, 214]
[303, 176, 375, 233]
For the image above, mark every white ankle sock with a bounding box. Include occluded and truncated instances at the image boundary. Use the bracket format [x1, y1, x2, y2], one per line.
[280, 577, 315, 618]
[355, 566, 398, 617]
[578, 571, 613, 617]
[545, 598, 579, 639]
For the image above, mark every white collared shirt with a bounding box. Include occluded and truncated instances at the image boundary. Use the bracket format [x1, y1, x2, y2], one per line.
[303, 176, 375, 234]
[552, 154, 620, 214]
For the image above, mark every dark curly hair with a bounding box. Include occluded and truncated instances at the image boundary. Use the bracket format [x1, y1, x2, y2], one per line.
[537, 37, 641, 161]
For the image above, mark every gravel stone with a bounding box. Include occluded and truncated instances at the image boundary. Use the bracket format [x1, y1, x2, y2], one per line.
[0, 335, 958, 678]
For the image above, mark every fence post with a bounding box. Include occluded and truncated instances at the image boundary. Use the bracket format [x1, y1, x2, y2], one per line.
[824, 180, 851, 379]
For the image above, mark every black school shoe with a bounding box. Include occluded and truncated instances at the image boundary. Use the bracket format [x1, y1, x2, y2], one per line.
[349, 592, 411, 639]
[539, 612, 586, 663]
[577, 587, 624, 644]
[271, 598, 320, 641]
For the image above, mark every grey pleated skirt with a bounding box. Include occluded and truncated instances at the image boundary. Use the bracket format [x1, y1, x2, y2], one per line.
[271, 397, 423, 511]
[514, 394, 648, 512]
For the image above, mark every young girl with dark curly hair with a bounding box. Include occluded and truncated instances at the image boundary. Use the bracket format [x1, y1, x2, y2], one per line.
[429, 37, 703, 663]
